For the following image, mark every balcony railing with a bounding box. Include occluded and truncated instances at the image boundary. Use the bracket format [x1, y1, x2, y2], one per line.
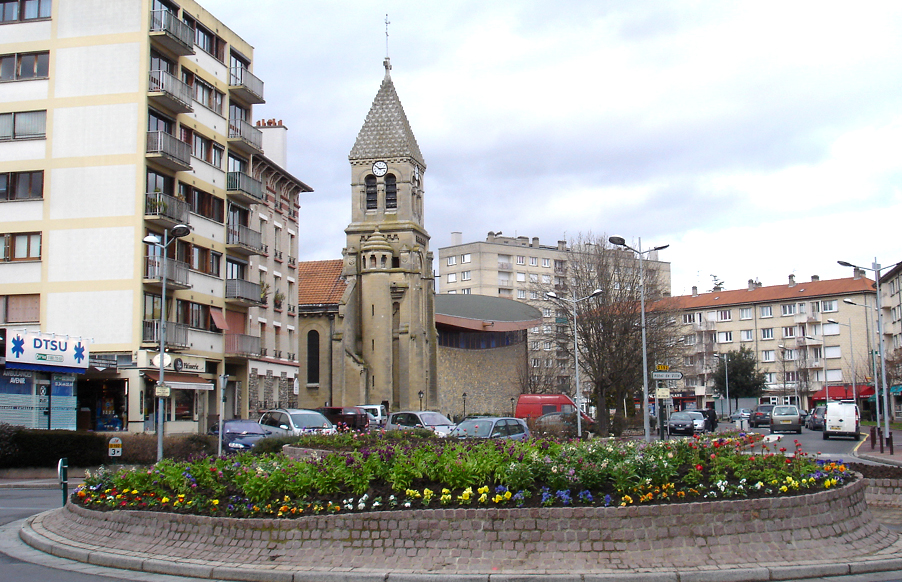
[273, 350, 282, 359]
[148, 70, 193, 112]
[145, 191, 189, 224]
[226, 223, 264, 254]
[273, 250, 283, 261]
[226, 278, 262, 304]
[144, 256, 190, 288]
[146, 131, 191, 170]
[149, 10, 194, 55]
[225, 332, 261, 357]
[229, 66, 265, 104]
[287, 256, 297, 268]
[228, 118, 263, 152]
[497, 262, 512, 270]
[142, 319, 189, 350]
[287, 352, 296, 361]
[498, 279, 513, 287]
[226, 171, 264, 203]
[287, 304, 296, 315]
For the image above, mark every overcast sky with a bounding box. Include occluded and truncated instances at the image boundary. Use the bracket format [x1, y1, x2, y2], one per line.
[203, 0, 902, 296]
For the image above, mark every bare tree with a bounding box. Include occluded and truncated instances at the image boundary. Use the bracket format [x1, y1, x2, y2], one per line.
[516, 347, 565, 395]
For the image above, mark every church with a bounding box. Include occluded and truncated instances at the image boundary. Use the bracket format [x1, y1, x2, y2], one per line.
[295, 58, 438, 412]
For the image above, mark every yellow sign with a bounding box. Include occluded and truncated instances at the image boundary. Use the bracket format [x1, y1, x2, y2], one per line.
[108, 437, 122, 457]
[655, 387, 671, 399]
[656, 364, 670, 371]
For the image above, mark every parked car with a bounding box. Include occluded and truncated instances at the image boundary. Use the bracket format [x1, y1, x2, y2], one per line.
[259, 408, 336, 436]
[806, 406, 826, 430]
[823, 400, 860, 440]
[385, 411, 455, 436]
[449, 417, 530, 441]
[729, 408, 752, 421]
[667, 411, 706, 436]
[357, 404, 388, 426]
[316, 406, 370, 431]
[211, 420, 272, 453]
[749, 404, 776, 428]
[769, 405, 803, 434]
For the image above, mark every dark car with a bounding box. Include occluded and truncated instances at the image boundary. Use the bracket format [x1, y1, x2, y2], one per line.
[449, 417, 530, 441]
[667, 411, 706, 436]
[749, 404, 776, 428]
[316, 406, 370, 431]
[534, 411, 595, 438]
[211, 420, 272, 454]
[806, 406, 826, 430]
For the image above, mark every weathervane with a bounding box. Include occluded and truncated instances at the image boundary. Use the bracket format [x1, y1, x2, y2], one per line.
[385, 14, 390, 58]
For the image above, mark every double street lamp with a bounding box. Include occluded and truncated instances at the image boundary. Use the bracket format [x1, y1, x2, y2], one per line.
[713, 353, 730, 418]
[609, 235, 669, 442]
[545, 288, 603, 438]
[143, 224, 191, 462]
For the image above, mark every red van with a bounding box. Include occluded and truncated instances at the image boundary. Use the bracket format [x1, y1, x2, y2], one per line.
[515, 394, 595, 428]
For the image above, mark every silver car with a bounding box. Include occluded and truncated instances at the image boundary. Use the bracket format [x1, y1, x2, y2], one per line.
[385, 411, 455, 436]
[449, 417, 530, 441]
[259, 408, 336, 436]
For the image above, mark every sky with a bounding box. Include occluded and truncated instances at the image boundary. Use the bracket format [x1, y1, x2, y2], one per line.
[202, 0, 902, 296]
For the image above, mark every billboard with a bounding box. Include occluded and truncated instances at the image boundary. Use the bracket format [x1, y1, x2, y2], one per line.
[6, 330, 89, 373]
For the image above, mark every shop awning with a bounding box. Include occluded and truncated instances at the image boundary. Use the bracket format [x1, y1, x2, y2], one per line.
[210, 308, 229, 331]
[144, 371, 213, 390]
[6, 361, 86, 374]
[811, 384, 874, 400]
[892, 385, 902, 395]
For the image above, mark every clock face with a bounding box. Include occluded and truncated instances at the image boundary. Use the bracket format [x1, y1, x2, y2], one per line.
[372, 161, 388, 176]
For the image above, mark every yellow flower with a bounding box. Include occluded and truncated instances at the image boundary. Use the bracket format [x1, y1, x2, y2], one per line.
[780, 486, 788, 493]
[478, 493, 488, 503]
[503, 491, 512, 500]
[161, 497, 170, 503]
[131, 489, 138, 494]
[212, 499, 219, 506]
[442, 488, 450, 495]
[493, 495, 502, 503]
[478, 486, 489, 495]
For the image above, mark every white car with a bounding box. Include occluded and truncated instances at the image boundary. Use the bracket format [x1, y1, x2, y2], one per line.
[259, 408, 336, 436]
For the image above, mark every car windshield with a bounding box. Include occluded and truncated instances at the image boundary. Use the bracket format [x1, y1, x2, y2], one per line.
[224, 422, 265, 435]
[420, 412, 452, 426]
[452, 420, 493, 437]
[290, 412, 332, 428]
[670, 412, 690, 421]
[773, 406, 797, 415]
[687, 412, 705, 420]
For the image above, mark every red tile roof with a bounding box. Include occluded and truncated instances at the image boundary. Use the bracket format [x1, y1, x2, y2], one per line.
[297, 259, 346, 305]
[657, 276, 875, 311]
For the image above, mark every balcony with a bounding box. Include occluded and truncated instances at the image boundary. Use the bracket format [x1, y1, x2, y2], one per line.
[287, 352, 296, 361]
[498, 278, 513, 288]
[497, 262, 512, 270]
[801, 358, 824, 369]
[146, 131, 191, 171]
[143, 256, 191, 290]
[224, 332, 261, 358]
[142, 320, 189, 351]
[229, 67, 265, 104]
[149, 10, 194, 56]
[148, 70, 193, 114]
[287, 304, 296, 316]
[226, 171, 264, 205]
[795, 335, 822, 346]
[227, 118, 263, 155]
[225, 278, 263, 306]
[144, 191, 189, 227]
[287, 256, 297, 268]
[226, 223, 264, 256]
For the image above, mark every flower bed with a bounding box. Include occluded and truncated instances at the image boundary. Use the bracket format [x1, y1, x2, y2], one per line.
[73, 432, 853, 518]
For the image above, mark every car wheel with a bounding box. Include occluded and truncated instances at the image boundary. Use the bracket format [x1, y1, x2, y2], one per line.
[823, 431, 829, 440]
[797, 428, 802, 434]
[854, 432, 861, 441]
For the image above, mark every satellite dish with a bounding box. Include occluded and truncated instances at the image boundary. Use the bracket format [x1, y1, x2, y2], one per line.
[150, 353, 172, 368]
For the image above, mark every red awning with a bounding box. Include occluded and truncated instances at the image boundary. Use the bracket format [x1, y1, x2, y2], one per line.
[144, 371, 213, 390]
[210, 307, 229, 331]
[811, 385, 875, 400]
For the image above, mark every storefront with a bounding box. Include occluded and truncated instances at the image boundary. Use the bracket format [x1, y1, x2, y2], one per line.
[0, 330, 89, 429]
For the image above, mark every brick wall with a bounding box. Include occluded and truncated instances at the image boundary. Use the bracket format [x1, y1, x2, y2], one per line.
[437, 342, 525, 419]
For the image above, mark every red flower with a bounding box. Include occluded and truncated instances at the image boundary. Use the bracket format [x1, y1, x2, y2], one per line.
[695, 464, 703, 471]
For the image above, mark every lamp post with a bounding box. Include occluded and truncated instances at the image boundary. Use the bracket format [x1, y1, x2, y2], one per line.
[609, 235, 669, 442]
[546, 288, 603, 438]
[462, 392, 467, 420]
[839, 259, 898, 446]
[714, 353, 730, 417]
[143, 224, 190, 462]
[843, 298, 881, 428]
[827, 318, 857, 403]
[418, 390, 424, 411]
[511, 396, 516, 416]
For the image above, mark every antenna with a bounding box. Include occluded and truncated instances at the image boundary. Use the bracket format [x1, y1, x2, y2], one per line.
[385, 14, 390, 58]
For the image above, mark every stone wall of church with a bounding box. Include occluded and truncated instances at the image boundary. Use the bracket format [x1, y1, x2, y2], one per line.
[437, 342, 526, 421]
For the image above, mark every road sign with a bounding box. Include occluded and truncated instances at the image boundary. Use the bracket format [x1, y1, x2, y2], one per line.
[108, 437, 122, 457]
[655, 387, 671, 399]
[656, 364, 670, 371]
[155, 383, 170, 397]
[652, 371, 683, 380]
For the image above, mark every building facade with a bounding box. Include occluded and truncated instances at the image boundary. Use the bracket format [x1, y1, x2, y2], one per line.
[0, 0, 308, 434]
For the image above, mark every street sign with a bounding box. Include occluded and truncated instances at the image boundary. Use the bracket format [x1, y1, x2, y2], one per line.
[652, 371, 683, 380]
[656, 364, 670, 371]
[155, 383, 170, 397]
[108, 437, 122, 457]
[655, 387, 671, 399]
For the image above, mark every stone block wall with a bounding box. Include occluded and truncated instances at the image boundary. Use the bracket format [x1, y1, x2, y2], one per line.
[437, 342, 525, 420]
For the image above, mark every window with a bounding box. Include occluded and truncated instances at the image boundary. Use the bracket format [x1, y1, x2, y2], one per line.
[176, 300, 215, 331]
[447, 273, 457, 283]
[717, 309, 732, 322]
[306, 330, 319, 384]
[739, 307, 752, 320]
[757, 328, 772, 340]
[531, 358, 540, 368]
[517, 289, 526, 299]
[182, 184, 224, 222]
[385, 174, 397, 209]
[717, 331, 732, 343]
[811, 346, 822, 360]
[187, 17, 225, 61]
[823, 322, 840, 336]
[764, 372, 776, 383]
[1, 232, 41, 261]
[364, 175, 377, 209]
[762, 350, 775, 362]
[3, 293, 39, 322]
[461, 288, 471, 294]
[456, 253, 469, 264]
[683, 334, 696, 345]
[0, 51, 49, 81]
[188, 132, 223, 167]
[740, 329, 753, 342]
[0, 170, 42, 200]
[554, 260, 565, 271]
[529, 256, 538, 266]
[824, 346, 842, 359]
[529, 273, 538, 283]
[822, 299, 837, 312]
[516, 256, 525, 265]
[183, 73, 224, 115]
[447, 256, 456, 266]
[784, 371, 798, 383]
[0, 110, 46, 140]
[542, 308, 552, 317]
[542, 274, 551, 284]
[148, 109, 173, 134]
[682, 313, 697, 324]
[543, 341, 552, 350]
[529, 291, 538, 299]
[461, 270, 471, 281]
[783, 349, 798, 360]
[516, 272, 526, 282]
[760, 305, 773, 318]
[781, 303, 796, 316]
[542, 258, 551, 268]
[0, 0, 51, 22]
[782, 326, 796, 338]
[826, 369, 843, 382]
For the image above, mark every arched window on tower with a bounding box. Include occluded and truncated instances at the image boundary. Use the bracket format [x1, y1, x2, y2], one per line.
[381, 254, 387, 268]
[365, 175, 377, 210]
[307, 330, 320, 385]
[385, 174, 397, 209]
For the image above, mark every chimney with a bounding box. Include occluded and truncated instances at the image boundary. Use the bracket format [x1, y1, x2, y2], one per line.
[713, 284, 722, 292]
[748, 279, 756, 291]
[451, 232, 462, 246]
[258, 120, 288, 169]
[557, 240, 567, 251]
[788, 274, 796, 287]
[531, 237, 539, 248]
[811, 275, 819, 282]
[692, 285, 698, 297]
[854, 268, 864, 280]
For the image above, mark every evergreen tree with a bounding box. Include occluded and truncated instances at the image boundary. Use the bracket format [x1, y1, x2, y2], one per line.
[712, 346, 766, 411]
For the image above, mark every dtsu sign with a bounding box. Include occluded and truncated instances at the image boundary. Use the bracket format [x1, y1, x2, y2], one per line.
[7, 331, 89, 373]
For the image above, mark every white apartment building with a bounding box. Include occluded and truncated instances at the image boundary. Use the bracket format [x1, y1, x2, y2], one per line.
[664, 273, 881, 416]
[0, 0, 310, 434]
[879, 263, 902, 417]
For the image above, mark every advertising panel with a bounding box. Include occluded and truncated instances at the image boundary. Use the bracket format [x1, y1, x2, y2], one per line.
[6, 330, 90, 373]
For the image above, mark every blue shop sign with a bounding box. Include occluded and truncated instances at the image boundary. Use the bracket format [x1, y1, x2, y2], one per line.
[0, 369, 33, 395]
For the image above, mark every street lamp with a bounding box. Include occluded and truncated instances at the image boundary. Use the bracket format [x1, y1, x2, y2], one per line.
[843, 298, 881, 428]
[462, 392, 467, 420]
[609, 235, 669, 442]
[838, 259, 899, 443]
[545, 288, 603, 438]
[827, 318, 857, 403]
[418, 390, 424, 411]
[143, 224, 190, 462]
[713, 353, 730, 418]
[511, 396, 516, 416]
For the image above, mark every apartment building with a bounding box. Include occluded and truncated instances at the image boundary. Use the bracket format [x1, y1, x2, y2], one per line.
[0, 0, 309, 434]
[879, 264, 902, 417]
[664, 273, 878, 414]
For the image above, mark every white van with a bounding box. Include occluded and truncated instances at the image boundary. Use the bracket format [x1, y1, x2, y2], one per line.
[357, 404, 388, 427]
[823, 400, 860, 440]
